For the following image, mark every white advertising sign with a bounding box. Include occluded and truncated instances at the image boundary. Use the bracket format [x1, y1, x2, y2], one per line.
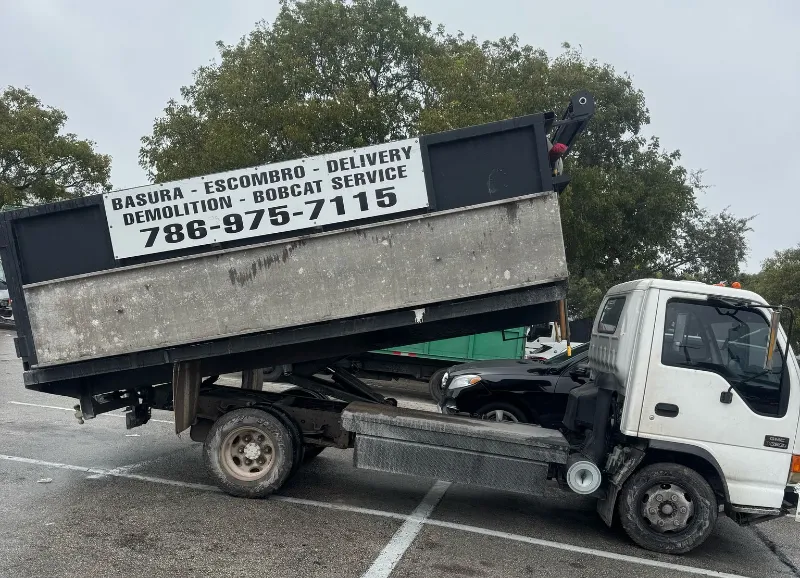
[103, 138, 428, 259]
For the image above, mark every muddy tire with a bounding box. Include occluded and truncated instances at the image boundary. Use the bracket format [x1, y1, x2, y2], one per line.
[267, 406, 305, 477]
[618, 463, 717, 554]
[203, 408, 295, 498]
[428, 368, 448, 403]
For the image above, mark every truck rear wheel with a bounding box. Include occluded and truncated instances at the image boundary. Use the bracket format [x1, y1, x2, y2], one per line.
[203, 408, 295, 498]
[618, 463, 717, 554]
[428, 368, 448, 402]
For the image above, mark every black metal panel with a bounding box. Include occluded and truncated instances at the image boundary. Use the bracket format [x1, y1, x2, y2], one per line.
[14, 200, 115, 284]
[0, 214, 38, 367]
[422, 116, 551, 211]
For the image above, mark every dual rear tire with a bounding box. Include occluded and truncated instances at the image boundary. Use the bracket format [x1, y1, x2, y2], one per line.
[204, 407, 315, 499]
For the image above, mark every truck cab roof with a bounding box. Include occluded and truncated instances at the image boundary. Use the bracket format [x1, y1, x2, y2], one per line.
[606, 278, 767, 305]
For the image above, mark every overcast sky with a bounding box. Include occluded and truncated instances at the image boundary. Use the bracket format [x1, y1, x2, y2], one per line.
[1, 0, 798, 271]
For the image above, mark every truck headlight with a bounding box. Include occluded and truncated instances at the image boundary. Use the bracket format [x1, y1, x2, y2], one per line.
[448, 375, 481, 390]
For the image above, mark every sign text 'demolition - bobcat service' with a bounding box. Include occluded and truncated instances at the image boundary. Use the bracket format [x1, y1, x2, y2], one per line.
[103, 138, 427, 259]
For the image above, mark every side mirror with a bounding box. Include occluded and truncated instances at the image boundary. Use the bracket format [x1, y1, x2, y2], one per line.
[765, 310, 780, 371]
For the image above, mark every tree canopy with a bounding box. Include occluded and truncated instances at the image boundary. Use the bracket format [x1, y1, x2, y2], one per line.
[140, 0, 751, 318]
[0, 86, 112, 207]
[746, 247, 800, 349]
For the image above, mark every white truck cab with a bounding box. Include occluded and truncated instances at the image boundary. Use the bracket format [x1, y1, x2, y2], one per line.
[584, 278, 799, 551]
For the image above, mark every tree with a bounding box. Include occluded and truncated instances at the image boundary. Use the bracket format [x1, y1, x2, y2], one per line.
[747, 247, 800, 349]
[0, 87, 112, 206]
[140, 0, 750, 318]
[566, 206, 752, 319]
[417, 37, 750, 318]
[140, 0, 435, 181]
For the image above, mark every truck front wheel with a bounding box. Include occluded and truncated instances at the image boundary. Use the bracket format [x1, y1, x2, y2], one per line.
[203, 408, 295, 498]
[618, 463, 717, 554]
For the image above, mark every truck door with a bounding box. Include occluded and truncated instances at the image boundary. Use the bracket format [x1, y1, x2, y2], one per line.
[638, 290, 799, 509]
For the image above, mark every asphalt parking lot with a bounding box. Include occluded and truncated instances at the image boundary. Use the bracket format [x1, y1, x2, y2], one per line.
[1, 329, 799, 578]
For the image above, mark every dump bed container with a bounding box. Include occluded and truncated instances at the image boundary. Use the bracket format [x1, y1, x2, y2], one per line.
[0, 93, 594, 397]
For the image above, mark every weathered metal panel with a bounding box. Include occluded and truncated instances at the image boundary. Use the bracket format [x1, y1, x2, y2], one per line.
[342, 402, 569, 464]
[353, 436, 553, 495]
[24, 193, 566, 366]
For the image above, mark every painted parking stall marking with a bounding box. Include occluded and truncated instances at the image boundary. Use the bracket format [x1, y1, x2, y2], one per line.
[103, 139, 427, 259]
[0, 452, 756, 578]
[362, 480, 451, 578]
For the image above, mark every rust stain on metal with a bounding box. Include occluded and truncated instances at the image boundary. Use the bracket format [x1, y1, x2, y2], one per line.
[372, 234, 393, 247]
[505, 202, 519, 223]
[227, 241, 306, 286]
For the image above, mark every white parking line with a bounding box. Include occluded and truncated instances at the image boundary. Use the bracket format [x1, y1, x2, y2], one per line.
[7, 401, 174, 424]
[273, 496, 408, 521]
[362, 480, 451, 578]
[0, 454, 107, 476]
[0, 453, 755, 578]
[424, 519, 750, 578]
[85, 463, 137, 480]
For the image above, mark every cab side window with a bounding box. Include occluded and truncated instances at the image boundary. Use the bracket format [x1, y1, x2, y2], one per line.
[598, 297, 625, 334]
[661, 299, 786, 417]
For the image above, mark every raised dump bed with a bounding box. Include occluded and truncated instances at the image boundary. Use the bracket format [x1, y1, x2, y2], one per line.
[0, 93, 594, 397]
[342, 402, 569, 494]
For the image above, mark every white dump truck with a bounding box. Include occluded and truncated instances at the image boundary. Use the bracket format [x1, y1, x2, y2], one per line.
[1, 92, 796, 555]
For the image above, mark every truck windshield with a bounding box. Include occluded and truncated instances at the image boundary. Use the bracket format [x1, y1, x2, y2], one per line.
[662, 299, 786, 417]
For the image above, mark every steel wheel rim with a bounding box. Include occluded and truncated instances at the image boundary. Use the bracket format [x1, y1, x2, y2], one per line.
[483, 409, 519, 423]
[220, 425, 276, 481]
[641, 482, 694, 533]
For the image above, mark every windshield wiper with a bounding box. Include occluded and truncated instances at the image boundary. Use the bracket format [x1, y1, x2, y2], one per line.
[720, 368, 775, 404]
[733, 369, 772, 389]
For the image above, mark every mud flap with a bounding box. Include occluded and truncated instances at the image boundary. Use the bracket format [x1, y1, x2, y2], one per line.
[597, 484, 621, 527]
[173, 360, 201, 434]
[794, 485, 800, 522]
[596, 445, 646, 527]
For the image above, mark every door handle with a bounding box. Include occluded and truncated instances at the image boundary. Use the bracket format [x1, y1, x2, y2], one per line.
[654, 403, 679, 418]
